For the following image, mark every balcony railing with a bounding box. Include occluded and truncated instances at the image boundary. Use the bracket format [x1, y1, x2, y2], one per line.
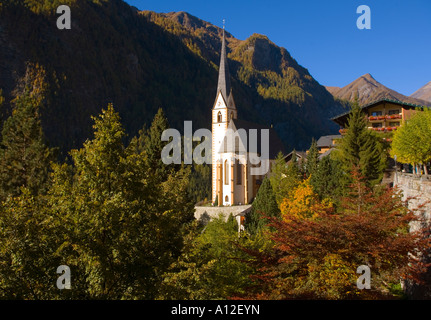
[370, 127, 398, 132]
[368, 114, 402, 121]
[368, 116, 385, 121]
[385, 114, 402, 120]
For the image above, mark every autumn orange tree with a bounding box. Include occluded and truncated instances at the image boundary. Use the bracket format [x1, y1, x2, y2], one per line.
[239, 169, 430, 299]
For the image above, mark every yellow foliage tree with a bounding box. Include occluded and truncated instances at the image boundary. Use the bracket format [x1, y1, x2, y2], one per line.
[280, 177, 333, 221]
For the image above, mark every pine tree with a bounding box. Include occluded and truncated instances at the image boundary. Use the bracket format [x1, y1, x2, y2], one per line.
[0, 91, 53, 200]
[334, 102, 386, 186]
[284, 151, 302, 198]
[269, 152, 288, 206]
[305, 138, 319, 178]
[245, 177, 280, 235]
[135, 107, 171, 180]
[310, 155, 345, 203]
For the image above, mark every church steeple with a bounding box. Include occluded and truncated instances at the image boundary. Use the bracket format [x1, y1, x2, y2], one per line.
[216, 28, 231, 102]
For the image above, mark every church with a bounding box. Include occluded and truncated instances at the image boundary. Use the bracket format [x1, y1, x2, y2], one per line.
[211, 29, 285, 207]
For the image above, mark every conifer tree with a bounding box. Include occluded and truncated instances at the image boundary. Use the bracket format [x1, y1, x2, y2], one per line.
[245, 177, 280, 235]
[305, 138, 319, 178]
[283, 151, 302, 198]
[334, 102, 386, 186]
[310, 155, 344, 203]
[0, 92, 53, 200]
[135, 107, 171, 179]
[269, 152, 288, 206]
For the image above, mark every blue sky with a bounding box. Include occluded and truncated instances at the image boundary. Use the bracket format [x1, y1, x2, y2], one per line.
[125, 0, 430, 96]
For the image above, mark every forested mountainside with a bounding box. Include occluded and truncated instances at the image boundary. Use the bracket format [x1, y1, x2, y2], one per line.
[0, 0, 345, 155]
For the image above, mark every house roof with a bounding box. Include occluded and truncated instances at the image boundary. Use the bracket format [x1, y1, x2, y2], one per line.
[316, 135, 342, 148]
[331, 98, 427, 126]
[283, 150, 307, 162]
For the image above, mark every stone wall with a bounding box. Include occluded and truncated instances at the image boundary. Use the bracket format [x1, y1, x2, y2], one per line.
[395, 173, 431, 299]
[395, 173, 431, 231]
[194, 205, 252, 233]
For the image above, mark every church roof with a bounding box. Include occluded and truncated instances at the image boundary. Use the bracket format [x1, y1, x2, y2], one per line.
[216, 29, 232, 102]
[220, 119, 286, 159]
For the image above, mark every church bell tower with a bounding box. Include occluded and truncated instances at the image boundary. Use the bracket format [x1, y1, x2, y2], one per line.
[212, 26, 237, 205]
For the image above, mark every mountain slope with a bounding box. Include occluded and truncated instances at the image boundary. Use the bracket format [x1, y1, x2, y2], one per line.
[144, 11, 346, 150]
[410, 81, 431, 102]
[326, 73, 430, 106]
[0, 0, 345, 155]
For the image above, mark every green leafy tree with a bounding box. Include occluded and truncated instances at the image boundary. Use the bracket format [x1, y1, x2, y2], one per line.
[269, 151, 302, 207]
[390, 108, 431, 175]
[0, 189, 67, 299]
[48, 104, 194, 299]
[159, 215, 257, 300]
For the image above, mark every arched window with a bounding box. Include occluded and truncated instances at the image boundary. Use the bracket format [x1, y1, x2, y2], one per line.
[217, 111, 222, 123]
[235, 136, 240, 155]
[225, 195, 229, 202]
[224, 159, 229, 185]
[236, 160, 242, 185]
[230, 112, 234, 120]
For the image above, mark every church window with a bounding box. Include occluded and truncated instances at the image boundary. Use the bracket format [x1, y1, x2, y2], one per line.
[224, 160, 229, 185]
[236, 160, 242, 185]
[217, 111, 222, 123]
[225, 195, 229, 202]
[230, 112, 234, 120]
[235, 136, 240, 155]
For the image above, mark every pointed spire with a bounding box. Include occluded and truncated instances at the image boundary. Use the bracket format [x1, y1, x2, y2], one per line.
[217, 26, 231, 101]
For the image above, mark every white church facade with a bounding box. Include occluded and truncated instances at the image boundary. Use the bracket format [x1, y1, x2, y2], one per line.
[211, 29, 285, 207]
